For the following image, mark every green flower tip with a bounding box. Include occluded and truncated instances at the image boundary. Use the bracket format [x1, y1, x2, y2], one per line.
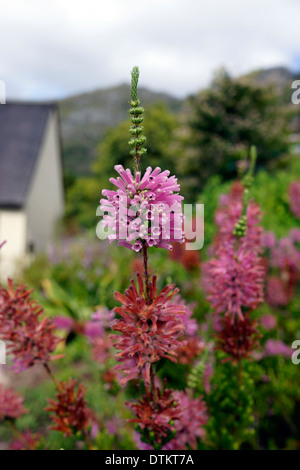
[131, 66, 140, 102]
[128, 66, 147, 172]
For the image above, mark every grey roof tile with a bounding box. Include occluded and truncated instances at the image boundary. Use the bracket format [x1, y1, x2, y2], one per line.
[0, 103, 54, 208]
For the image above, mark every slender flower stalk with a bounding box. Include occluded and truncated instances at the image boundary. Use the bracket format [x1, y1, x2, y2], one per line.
[203, 147, 264, 365]
[103, 67, 201, 449]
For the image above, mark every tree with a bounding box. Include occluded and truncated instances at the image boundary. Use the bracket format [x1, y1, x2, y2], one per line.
[180, 69, 293, 199]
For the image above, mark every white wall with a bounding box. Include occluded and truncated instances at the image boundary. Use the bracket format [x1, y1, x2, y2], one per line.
[25, 111, 64, 252]
[0, 209, 27, 278]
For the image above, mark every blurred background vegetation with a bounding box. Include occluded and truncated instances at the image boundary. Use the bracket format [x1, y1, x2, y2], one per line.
[61, 66, 299, 230]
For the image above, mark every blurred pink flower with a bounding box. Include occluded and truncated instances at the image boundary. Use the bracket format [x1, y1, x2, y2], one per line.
[263, 339, 292, 358]
[0, 385, 28, 421]
[266, 277, 289, 307]
[215, 182, 262, 253]
[163, 390, 208, 450]
[203, 243, 264, 320]
[261, 231, 276, 249]
[261, 314, 277, 330]
[9, 430, 40, 450]
[53, 316, 75, 332]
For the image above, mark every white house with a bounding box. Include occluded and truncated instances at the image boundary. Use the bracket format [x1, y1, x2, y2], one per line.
[0, 102, 64, 279]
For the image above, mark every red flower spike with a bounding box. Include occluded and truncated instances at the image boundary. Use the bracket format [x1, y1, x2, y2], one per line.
[0, 280, 61, 372]
[0, 384, 28, 421]
[45, 379, 92, 437]
[111, 274, 186, 385]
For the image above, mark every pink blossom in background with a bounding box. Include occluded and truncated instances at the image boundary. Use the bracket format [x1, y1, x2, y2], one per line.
[0, 385, 28, 420]
[203, 243, 264, 320]
[9, 430, 41, 450]
[290, 228, 300, 243]
[53, 316, 75, 333]
[163, 390, 208, 450]
[263, 339, 292, 358]
[288, 181, 300, 219]
[261, 314, 277, 330]
[171, 296, 198, 336]
[271, 235, 300, 272]
[266, 277, 289, 307]
[83, 308, 115, 366]
[100, 165, 184, 252]
[261, 231, 276, 250]
[214, 182, 263, 253]
[89, 307, 115, 333]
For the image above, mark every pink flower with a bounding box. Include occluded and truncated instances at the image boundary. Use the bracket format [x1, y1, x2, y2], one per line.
[214, 182, 262, 253]
[263, 339, 292, 359]
[288, 181, 300, 218]
[290, 228, 300, 243]
[261, 231, 276, 249]
[0, 385, 28, 421]
[271, 235, 300, 272]
[266, 277, 289, 307]
[9, 430, 41, 450]
[170, 296, 205, 364]
[84, 308, 115, 365]
[203, 243, 264, 320]
[53, 316, 75, 332]
[163, 390, 208, 450]
[261, 314, 277, 330]
[111, 273, 186, 385]
[86, 307, 115, 337]
[100, 165, 184, 252]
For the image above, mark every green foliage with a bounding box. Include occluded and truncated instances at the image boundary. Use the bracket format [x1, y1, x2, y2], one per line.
[64, 177, 100, 230]
[205, 358, 257, 450]
[180, 69, 293, 199]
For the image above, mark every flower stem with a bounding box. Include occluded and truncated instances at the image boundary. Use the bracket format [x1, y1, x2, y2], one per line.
[43, 362, 59, 388]
[142, 244, 151, 304]
[150, 365, 158, 403]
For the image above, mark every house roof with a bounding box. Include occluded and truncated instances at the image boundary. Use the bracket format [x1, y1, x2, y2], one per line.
[0, 102, 55, 208]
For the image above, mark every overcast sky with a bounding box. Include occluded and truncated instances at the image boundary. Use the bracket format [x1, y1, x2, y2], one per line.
[1, 0, 299, 101]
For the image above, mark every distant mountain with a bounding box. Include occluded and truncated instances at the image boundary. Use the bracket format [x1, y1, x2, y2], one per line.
[58, 84, 182, 176]
[58, 68, 300, 177]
